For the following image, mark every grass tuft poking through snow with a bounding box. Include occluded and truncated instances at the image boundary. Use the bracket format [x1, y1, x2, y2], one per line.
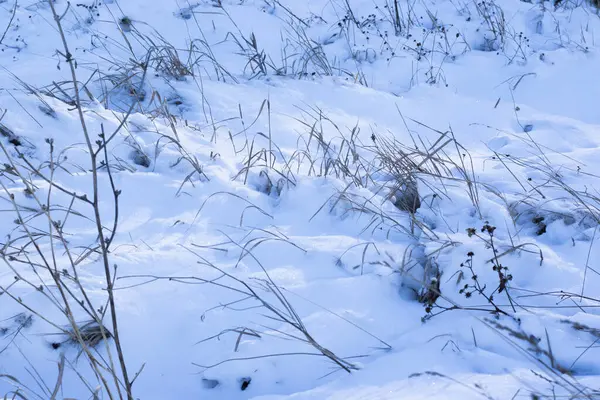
[1, 0, 600, 398]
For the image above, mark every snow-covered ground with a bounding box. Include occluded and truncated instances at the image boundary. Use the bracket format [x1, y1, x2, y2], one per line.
[2, 0, 600, 398]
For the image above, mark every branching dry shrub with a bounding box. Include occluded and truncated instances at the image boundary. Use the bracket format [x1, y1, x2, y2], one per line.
[0, 1, 140, 398]
[422, 223, 544, 321]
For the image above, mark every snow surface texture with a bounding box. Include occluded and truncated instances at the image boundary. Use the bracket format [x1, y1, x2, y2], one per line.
[1, 0, 600, 398]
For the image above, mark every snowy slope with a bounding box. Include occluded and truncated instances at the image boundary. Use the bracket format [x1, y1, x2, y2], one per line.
[1, 0, 600, 399]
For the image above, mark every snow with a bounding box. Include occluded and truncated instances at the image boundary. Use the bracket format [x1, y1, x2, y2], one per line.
[1, 0, 600, 398]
